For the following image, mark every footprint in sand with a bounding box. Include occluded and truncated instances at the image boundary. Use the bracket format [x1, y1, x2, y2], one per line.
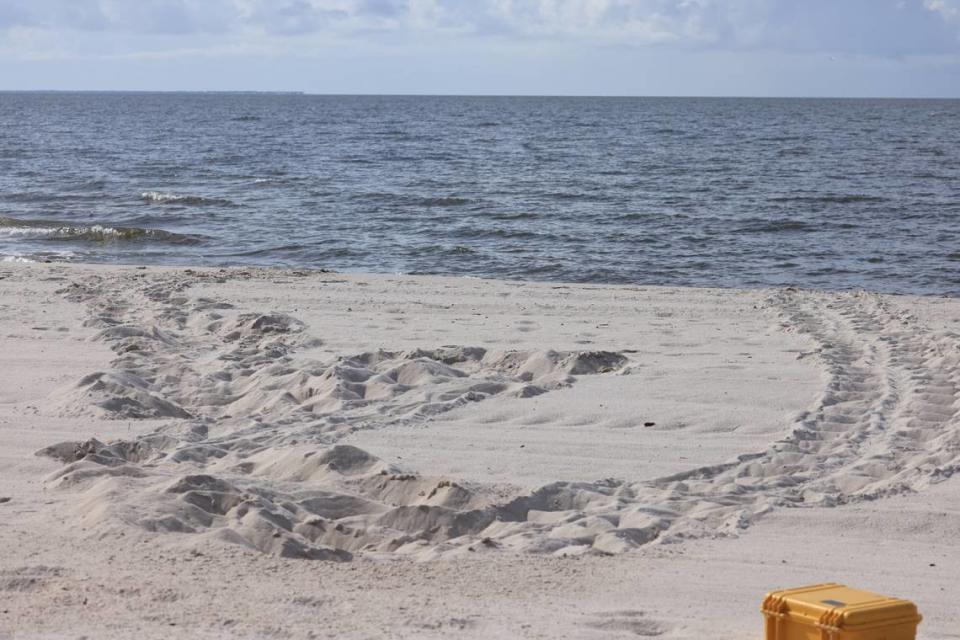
[581, 610, 667, 637]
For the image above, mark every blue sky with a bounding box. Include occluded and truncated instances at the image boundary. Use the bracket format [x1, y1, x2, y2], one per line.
[0, 0, 959, 96]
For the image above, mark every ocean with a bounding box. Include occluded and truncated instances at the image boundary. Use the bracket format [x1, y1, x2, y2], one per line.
[1, 92, 958, 295]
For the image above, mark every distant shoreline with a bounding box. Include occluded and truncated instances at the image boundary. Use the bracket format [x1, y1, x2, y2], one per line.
[1, 90, 959, 100]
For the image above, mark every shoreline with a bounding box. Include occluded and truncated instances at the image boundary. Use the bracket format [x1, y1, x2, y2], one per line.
[4, 256, 959, 300]
[2, 261, 958, 638]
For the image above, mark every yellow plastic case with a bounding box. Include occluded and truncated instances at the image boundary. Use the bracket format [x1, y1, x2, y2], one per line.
[761, 583, 922, 640]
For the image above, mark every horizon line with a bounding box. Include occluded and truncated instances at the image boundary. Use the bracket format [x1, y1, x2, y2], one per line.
[1, 89, 960, 100]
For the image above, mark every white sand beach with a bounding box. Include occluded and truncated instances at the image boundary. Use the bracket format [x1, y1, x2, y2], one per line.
[1, 262, 958, 639]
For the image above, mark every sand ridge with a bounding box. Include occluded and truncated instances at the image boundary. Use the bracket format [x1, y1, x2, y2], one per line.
[31, 267, 960, 563]
[38, 269, 636, 559]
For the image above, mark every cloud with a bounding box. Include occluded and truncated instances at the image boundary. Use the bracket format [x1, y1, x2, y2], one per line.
[925, 0, 960, 19]
[0, 0, 958, 59]
[0, 0, 235, 34]
[446, 0, 739, 43]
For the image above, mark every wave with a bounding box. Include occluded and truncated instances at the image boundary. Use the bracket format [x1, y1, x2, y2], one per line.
[3, 191, 112, 204]
[407, 244, 477, 257]
[732, 219, 816, 234]
[450, 226, 542, 241]
[769, 194, 887, 204]
[544, 191, 615, 203]
[756, 135, 805, 143]
[76, 179, 108, 190]
[488, 212, 539, 221]
[350, 193, 474, 208]
[140, 191, 235, 206]
[418, 196, 472, 207]
[214, 244, 308, 258]
[1, 249, 76, 263]
[0, 215, 202, 245]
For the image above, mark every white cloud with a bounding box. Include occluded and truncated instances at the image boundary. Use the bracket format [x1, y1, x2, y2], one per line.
[0, 0, 765, 42]
[925, 0, 960, 19]
[0, 0, 958, 61]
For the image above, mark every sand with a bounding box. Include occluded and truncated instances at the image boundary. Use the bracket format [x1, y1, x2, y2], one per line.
[1, 262, 958, 639]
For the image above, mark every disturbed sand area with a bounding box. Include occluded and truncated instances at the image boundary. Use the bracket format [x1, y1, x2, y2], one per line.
[1, 263, 958, 639]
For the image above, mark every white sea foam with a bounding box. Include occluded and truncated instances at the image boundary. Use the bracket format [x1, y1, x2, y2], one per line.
[0, 225, 64, 238]
[0, 223, 123, 239]
[1, 249, 75, 262]
[0, 216, 197, 244]
[140, 191, 232, 206]
[141, 191, 187, 203]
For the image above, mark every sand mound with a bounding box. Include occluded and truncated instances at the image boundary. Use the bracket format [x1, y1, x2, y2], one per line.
[37, 271, 960, 560]
[36, 436, 172, 465]
[53, 371, 193, 419]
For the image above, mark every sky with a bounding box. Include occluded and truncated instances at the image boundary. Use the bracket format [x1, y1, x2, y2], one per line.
[0, 0, 959, 97]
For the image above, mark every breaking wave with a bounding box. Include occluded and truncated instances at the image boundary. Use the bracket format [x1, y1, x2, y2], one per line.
[140, 191, 235, 206]
[0, 216, 203, 245]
